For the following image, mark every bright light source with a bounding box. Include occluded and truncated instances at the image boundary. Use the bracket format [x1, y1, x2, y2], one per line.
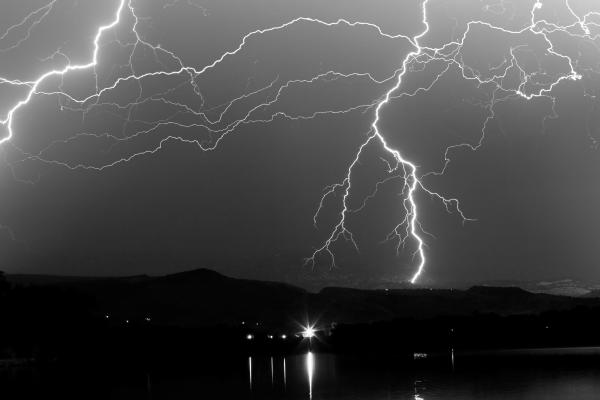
[246, 334, 254, 340]
[302, 326, 316, 339]
[268, 335, 273, 339]
[281, 334, 287, 339]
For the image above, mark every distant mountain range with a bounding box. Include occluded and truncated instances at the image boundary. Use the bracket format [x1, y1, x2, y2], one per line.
[474, 278, 600, 297]
[8, 269, 600, 328]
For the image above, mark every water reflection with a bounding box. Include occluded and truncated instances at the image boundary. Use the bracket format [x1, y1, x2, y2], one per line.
[7, 348, 600, 399]
[283, 357, 287, 389]
[146, 373, 152, 400]
[306, 351, 314, 399]
[233, 348, 600, 400]
[248, 356, 252, 391]
[414, 379, 427, 400]
[247, 355, 289, 393]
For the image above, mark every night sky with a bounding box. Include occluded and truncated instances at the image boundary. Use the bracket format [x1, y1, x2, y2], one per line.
[1, 0, 600, 289]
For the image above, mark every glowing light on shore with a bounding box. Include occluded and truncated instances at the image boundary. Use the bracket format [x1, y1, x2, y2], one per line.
[302, 326, 316, 339]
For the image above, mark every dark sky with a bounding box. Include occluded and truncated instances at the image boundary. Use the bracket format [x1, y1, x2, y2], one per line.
[1, 0, 600, 289]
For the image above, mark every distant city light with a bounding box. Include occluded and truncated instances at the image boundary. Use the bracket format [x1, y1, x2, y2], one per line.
[281, 334, 287, 339]
[104, 314, 110, 319]
[246, 334, 254, 340]
[268, 335, 273, 339]
[145, 317, 151, 322]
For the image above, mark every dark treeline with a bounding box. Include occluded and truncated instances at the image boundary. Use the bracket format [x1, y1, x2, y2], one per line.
[330, 307, 600, 355]
[3, 270, 600, 373]
[0, 271, 97, 362]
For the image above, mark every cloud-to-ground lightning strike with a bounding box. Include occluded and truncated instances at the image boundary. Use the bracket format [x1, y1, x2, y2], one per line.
[306, 0, 437, 284]
[0, 0, 598, 282]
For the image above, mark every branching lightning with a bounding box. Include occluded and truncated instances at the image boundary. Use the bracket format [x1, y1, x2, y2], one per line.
[0, 0, 598, 283]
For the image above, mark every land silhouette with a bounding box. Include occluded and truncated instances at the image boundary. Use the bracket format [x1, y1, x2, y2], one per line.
[3, 268, 600, 369]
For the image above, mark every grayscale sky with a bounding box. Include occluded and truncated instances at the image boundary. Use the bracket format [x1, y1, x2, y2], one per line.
[1, 0, 600, 289]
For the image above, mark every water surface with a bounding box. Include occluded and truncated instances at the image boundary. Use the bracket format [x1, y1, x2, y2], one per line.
[4, 347, 600, 399]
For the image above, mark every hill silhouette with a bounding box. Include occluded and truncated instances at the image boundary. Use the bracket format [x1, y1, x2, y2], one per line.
[9, 269, 600, 328]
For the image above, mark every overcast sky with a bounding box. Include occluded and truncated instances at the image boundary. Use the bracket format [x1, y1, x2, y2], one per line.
[1, 0, 600, 289]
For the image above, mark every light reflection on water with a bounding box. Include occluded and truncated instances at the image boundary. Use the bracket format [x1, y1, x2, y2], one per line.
[239, 348, 600, 399]
[5, 348, 600, 399]
[283, 357, 287, 389]
[306, 351, 314, 399]
[270, 356, 274, 386]
[248, 356, 252, 391]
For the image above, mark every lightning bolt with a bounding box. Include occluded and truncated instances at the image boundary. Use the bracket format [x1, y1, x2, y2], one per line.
[0, 0, 128, 146]
[0, 0, 597, 283]
[307, 0, 590, 283]
[306, 0, 474, 283]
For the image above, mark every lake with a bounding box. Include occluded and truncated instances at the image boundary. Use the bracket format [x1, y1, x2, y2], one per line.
[4, 347, 600, 399]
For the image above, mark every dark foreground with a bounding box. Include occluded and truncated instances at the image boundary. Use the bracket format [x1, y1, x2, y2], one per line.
[4, 270, 600, 398]
[4, 269, 600, 363]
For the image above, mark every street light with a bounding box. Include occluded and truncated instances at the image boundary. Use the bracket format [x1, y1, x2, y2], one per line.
[302, 326, 316, 339]
[301, 325, 316, 351]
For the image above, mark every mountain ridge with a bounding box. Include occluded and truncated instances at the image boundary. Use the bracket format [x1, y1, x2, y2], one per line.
[7, 268, 600, 328]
